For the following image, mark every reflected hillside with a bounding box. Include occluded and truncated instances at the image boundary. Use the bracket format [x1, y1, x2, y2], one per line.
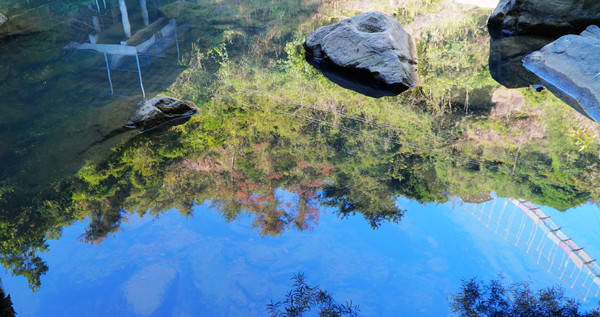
[1, 0, 600, 292]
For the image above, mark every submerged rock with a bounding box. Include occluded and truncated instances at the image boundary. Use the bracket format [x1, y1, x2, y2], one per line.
[127, 97, 199, 132]
[304, 12, 418, 98]
[488, 0, 600, 36]
[0, 5, 55, 38]
[460, 193, 493, 204]
[523, 25, 600, 122]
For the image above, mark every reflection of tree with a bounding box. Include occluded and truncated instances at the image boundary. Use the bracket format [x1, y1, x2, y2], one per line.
[0, 182, 76, 290]
[0, 282, 15, 317]
[267, 273, 359, 317]
[451, 278, 599, 317]
[323, 172, 404, 228]
[3, 81, 600, 290]
[71, 106, 410, 242]
[3, 0, 600, 293]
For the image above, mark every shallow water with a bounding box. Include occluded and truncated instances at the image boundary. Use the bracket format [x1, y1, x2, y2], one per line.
[1, 0, 600, 316]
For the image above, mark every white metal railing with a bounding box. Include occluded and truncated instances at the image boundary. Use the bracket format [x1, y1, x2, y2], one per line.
[464, 198, 600, 303]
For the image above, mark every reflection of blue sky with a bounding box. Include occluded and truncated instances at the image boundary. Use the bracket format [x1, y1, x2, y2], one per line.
[2, 196, 600, 316]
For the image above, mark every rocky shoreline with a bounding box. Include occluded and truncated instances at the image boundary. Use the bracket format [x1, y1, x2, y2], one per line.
[488, 0, 600, 123]
[302, 0, 600, 123]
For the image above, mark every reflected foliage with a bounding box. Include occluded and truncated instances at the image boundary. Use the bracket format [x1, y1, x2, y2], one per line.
[0, 283, 15, 317]
[267, 273, 359, 317]
[451, 278, 599, 317]
[1, 0, 600, 292]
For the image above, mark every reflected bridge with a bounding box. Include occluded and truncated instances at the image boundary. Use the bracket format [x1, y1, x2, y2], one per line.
[464, 198, 600, 303]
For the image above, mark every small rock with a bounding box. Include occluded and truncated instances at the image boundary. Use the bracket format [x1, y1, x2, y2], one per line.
[460, 193, 493, 204]
[491, 87, 528, 116]
[488, 0, 600, 36]
[523, 25, 600, 123]
[304, 12, 418, 97]
[127, 97, 199, 131]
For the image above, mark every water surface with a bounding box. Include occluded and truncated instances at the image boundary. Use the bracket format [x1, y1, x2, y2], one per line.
[1, 0, 600, 316]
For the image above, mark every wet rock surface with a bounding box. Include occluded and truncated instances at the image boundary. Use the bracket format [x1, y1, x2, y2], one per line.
[488, 0, 600, 36]
[489, 33, 554, 88]
[128, 97, 200, 132]
[523, 25, 600, 122]
[304, 12, 418, 98]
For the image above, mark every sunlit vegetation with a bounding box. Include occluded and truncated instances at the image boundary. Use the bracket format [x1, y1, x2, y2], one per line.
[0, 0, 599, 291]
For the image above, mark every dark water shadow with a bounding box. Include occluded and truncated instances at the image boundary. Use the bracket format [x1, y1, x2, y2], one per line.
[305, 55, 409, 98]
[488, 30, 554, 89]
[0, 281, 15, 317]
[488, 28, 600, 124]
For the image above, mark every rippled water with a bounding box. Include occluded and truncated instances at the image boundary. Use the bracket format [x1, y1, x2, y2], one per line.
[1, 0, 599, 316]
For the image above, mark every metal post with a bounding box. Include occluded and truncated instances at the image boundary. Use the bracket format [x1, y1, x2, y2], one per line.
[537, 235, 547, 264]
[515, 213, 526, 245]
[135, 54, 146, 99]
[572, 268, 584, 288]
[92, 16, 101, 33]
[584, 285, 591, 302]
[570, 263, 579, 278]
[536, 228, 547, 251]
[547, 244, 558, 271]
[526, 222, 539, 253]
[477, 203, 485, 221]
[104, 52, 114, 95]
[559, 254, 569, 280]
[140, 0, 149, 26]
[505, 205, 517, 240]
[119, 0, 132, 38]
[482, 202, 491, 226]
[487, 198, 497, 227]
[582, 272, 590, 287]
[495, 200, 508, 234]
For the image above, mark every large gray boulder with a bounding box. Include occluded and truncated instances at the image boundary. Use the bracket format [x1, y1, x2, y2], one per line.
[304, 12, 418, 97]
[523, 25, 600, 122]
[488, 0, 600, 36]
[127, 97, 199, 131]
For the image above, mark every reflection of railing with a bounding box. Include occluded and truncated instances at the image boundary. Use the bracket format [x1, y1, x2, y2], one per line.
[64, 19, 180, 99]
[464, 198, 600, 303]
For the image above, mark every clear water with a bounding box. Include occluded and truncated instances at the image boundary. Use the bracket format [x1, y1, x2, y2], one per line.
[1, 0, 599, 316]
